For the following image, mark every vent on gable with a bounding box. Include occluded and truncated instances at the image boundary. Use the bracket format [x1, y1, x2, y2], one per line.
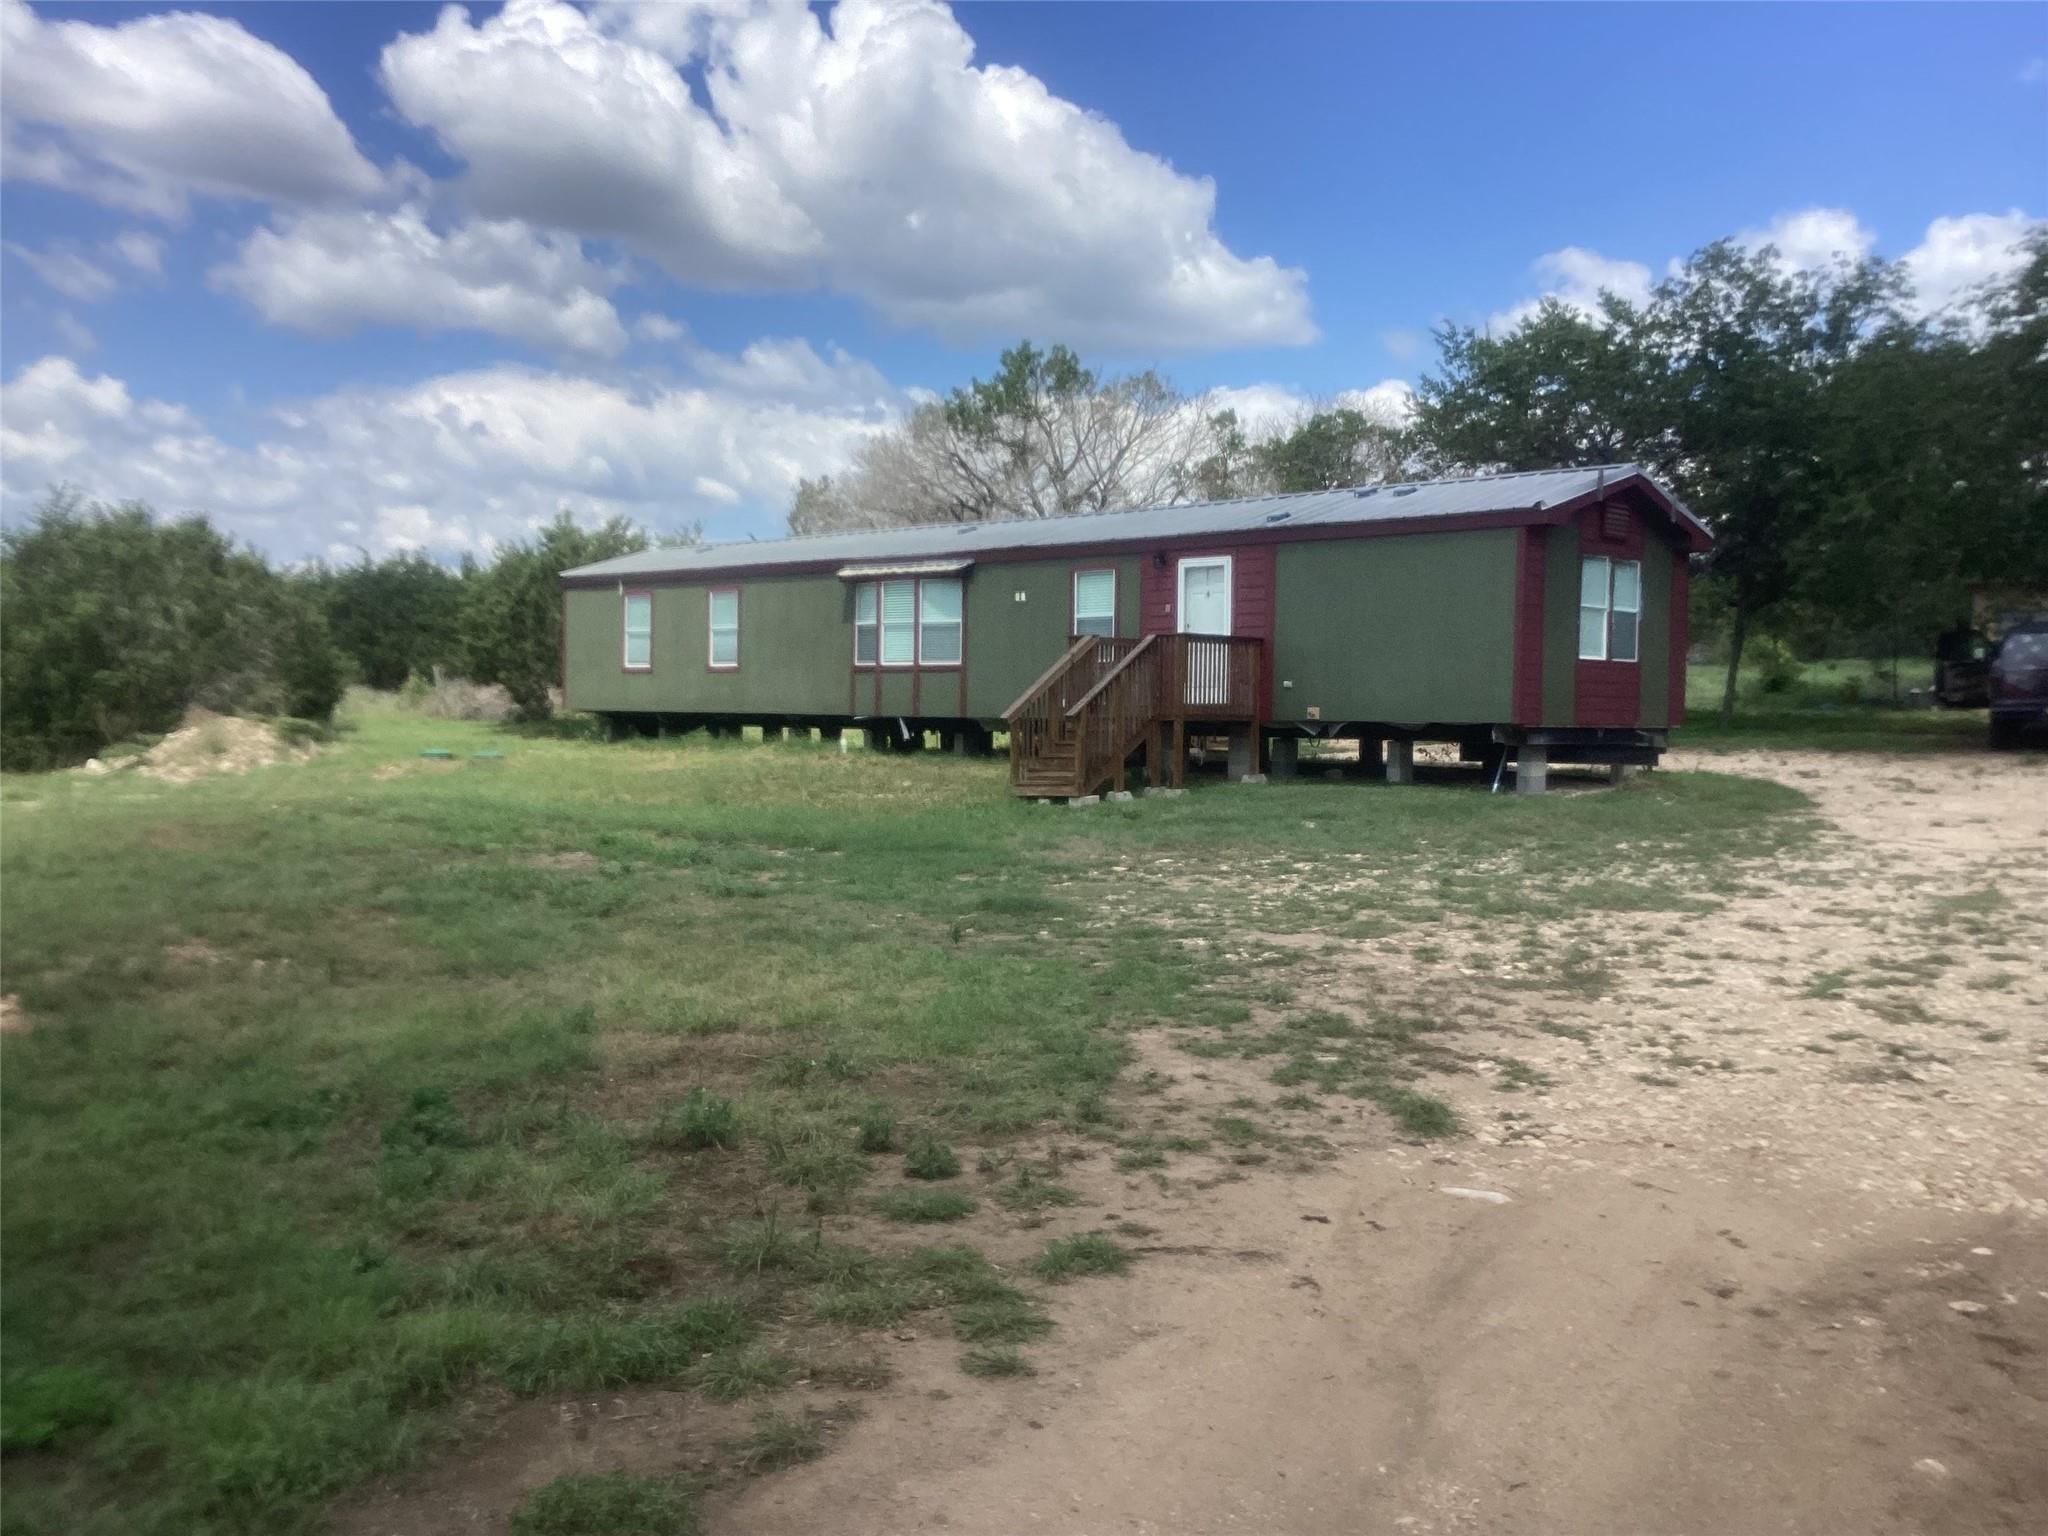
[1602, 502, 1629, 540]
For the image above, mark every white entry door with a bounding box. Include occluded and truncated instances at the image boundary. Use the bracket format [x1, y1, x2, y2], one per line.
[1177, 557, 1233, 704]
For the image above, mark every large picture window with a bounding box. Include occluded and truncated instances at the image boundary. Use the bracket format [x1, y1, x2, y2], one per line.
[622, 591, 652, 670]
[1579, 557, 1641, 662]
[707, 588, 739, 669]
[853, 578, 964, 667]
[1072, 568, 1116, 637]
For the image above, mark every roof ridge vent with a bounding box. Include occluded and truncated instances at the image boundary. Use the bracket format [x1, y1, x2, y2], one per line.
[1390, 485, 1419, 498]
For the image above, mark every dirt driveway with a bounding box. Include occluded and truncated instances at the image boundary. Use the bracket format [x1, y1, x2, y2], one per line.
[724, 750, 2047, 1536]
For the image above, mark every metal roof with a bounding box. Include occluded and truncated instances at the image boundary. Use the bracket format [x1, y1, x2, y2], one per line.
[561, 463, 1703, 581]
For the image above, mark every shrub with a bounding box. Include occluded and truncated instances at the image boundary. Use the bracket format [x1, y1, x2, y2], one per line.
[1750, 635, 1804, 695]
[651, 1088, 740, 1151]
[902, 1133, 960, 1181]
[0, 1366, 124, 1451]
[853, 1103, 896, 1154]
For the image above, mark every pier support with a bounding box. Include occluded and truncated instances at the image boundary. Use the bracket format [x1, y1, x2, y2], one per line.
[1385, 740, 1414, 784]
[1515, 746, 1549, 796]
[1268, 735, 1299, 780]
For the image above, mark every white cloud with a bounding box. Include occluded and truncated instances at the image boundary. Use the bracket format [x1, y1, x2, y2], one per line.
[633, 312, 687, 344]
[1737, 207, 1876, 273]
[213, 205, 629, 355]
[1900, 210, 2041, 320]
[1201, 378, 1414, 439]
[1489, 247, 1654, 332]
[1, 345, 909, 556]
[111, 230, 165, 275]
[3, 240, 118, 302]
[4, 227, 170, 302]
[379, 0, 1311, 348]
[0, 0, 381, 217]
[51, 311, 98, 356]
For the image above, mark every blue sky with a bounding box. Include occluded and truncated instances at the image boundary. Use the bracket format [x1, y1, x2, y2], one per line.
[3, 0, 2042, 559]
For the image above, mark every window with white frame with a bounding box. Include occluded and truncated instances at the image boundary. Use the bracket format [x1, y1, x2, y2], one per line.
[918, 578, 962, 664]
[623, 591, 652, 670]
[854, 582, 879, 665]
[879, 580, 916, 666]
[1579, 557, 1641, 662]
[1072, 568, 1116, 637]
[707, 588, 739, 669]
[853, 578, 964, 667]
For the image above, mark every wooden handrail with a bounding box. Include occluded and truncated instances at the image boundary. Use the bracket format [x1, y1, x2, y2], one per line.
[1000, 635, 1096, 722]
[1005, 631, 1264, 797]
[1063, 633, 1159, 717]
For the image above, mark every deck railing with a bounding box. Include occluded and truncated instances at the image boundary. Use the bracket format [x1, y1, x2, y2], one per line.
[1005, 633, 1263, 797]
[1002, 635, 1145, 781]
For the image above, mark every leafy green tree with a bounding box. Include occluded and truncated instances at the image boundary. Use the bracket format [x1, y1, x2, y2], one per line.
[306, 553, 467, 690]
[1411, 242, 1905, 722]
[1411, 298, 1663, 474]
[459, 514, 653, 718]
[0, 492, 347, 768]
[1253, 407, 1405, 493]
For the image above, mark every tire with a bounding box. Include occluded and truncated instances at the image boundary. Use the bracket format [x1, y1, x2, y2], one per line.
[1989, 715, 2021, 751]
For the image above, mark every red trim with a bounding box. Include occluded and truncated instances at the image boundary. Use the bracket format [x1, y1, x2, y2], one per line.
[1142, 545, 1276, 718]
[706, 585, 741, 671]
[621, 587, 654, 672]
[1668, 554, 1690, 726]
[1512, 528, 1547, 726]
[1070, 564, 1117, 636]
[846, 575, 964, 717]
[1573, 500, 1646, 727]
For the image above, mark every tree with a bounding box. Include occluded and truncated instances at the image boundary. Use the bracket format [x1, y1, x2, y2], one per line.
[459, 514, 654, 718]
[0, 492, 347, 768]
[1253, 406, 1407, 493]
[787, 342, 1210, 531]
[1410, 298, 1664, 475]
[305, 553, 467, 690]
[1409, 243, 1904, 722]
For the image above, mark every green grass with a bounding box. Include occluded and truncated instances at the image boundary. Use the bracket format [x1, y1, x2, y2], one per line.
[1032, 1233, 1134, 1282]
[869, 1188, 978, 1224]
[1674, 659, 1986, 752]
[511, 1471, 698, 1536]
[0, 696, 1810, 1535]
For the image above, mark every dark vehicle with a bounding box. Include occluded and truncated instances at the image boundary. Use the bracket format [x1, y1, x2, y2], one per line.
[1988, 624, 2048, 749]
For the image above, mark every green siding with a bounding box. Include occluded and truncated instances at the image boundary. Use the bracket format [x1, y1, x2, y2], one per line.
[565, 558, 1138, 720]
[566, 574, 848, 715]
[1272, 531, 1517, 723]
[1540, 524, 1579, 727]
[1635, 535, 1673, 728]
[963, 557, 1139, 716]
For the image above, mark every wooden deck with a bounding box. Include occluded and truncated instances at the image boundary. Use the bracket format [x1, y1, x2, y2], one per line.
[1002, 633, 1263, 798]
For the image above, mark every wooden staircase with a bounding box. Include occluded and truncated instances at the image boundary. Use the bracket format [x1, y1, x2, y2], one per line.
[1002, 633, 1263, 799]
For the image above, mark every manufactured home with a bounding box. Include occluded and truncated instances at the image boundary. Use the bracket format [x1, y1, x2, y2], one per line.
[559, 464, 1709, 796]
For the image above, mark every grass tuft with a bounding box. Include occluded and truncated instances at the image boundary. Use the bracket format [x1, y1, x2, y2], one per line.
[1032, 1233, 1134, 1282]
[650, 1087, 740, 1151]
[870, 1188, 978, 1224]
[902, 1133, 961, 1181]
[511, 1472, 698, 1536]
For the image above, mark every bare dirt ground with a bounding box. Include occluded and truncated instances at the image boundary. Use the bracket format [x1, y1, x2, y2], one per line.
[721, 750, 2048, 1536]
